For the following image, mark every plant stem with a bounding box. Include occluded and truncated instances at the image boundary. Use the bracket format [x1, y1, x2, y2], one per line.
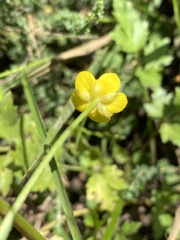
[0, 100, 98, 240]
[22, 97, 74, 182]
[21, 72, 84, 240]
[172, 0, 180, 34]
[103, 200, 124, 240]
[0, 198, 46, 240]
[21, 71, 46, 140]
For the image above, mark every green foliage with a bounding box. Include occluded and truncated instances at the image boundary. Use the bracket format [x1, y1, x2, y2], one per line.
[0, 92, 19, 140]
[0, 0, 105, 62]
[0, 90, 54, 196]
[144, 87, 173, 119]
[0, 0, 180, 239]
[45, 0, 104, 34]
[0, 163, 13, 197]
[150, 160, 180, 239]
[136, 34, 173, 89]
[112, 0, 149, 53]
[86, 165, 127, 211]
[159, 123, 180, 147]
[173, 87, 180, 107]
[115, 221, 142, 239]
[122, 164, 158, 200]
[143, 35, 173, 70]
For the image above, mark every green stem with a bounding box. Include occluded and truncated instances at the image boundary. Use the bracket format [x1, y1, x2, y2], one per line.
[21, 72, 83, 240]
[172, 0, 180, 34]
[103, 200, 124, 240]
[0, 100, 98, 240]
[23, 98, 74, 182]
[0, 58, 50, 79]
[21, 71, 46, 140]
[0, 198, 46, 240]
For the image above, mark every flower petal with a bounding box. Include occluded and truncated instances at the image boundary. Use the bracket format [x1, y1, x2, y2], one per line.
[97, 104, 112, 118]
[101, 93, 117, 104]
[97, 73, 121, 95]
[107, 93, 128, 113]
[75, 71, 95, 92]
[88, 108, 110, 123]
[77, 91, 91, 102]
[71, 91, 88, 112]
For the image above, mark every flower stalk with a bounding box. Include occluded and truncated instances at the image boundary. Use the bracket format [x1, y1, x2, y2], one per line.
[0, 99, 98, 240]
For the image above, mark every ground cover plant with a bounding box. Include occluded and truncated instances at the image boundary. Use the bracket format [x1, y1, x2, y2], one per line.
[0, 0, 180, 239]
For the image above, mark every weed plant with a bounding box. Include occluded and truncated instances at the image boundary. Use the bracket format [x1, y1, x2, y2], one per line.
[0, 0, 180, 239]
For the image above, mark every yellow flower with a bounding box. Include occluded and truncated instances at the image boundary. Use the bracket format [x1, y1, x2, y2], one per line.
[71, 71, 128, 123]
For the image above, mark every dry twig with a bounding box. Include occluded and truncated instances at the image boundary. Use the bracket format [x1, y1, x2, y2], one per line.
[167, 206, 180, 240]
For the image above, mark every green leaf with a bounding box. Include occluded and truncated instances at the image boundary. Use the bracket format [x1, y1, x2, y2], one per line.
[9, 114, 55, 191]
[102, 46, 123, 71]
[0, 92, 19, 140]
[148, 0, 163, 11]
[173, 87, 180, 107]
[78, 143, 103, 169]
[0, 148, 14, 197]
[112, 0, 148, 53]
[86, 165, 127, 211]
[135, 65, 162, 89]
[0, 87, 4, 102]
[112, 144, 130, 164]
[84, 209, 101, 228]
[124, 80, 144, 98]
[135, 34, 173, 90]
[10, 114, 42, 170]
[144, 88, 173, 119]
[0, 113, 55, 192]
[32, 167, 54, 192]
[144, 34, 173, 70]
[159, 213, 172, 228]
[102, 165, 126, 190]
[117, 220, 142, 236]
[159, 123, 180, 147]
[0, 166, 13, 196]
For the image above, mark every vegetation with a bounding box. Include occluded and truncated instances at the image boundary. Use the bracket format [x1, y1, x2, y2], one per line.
[0, 0, 180, 239]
